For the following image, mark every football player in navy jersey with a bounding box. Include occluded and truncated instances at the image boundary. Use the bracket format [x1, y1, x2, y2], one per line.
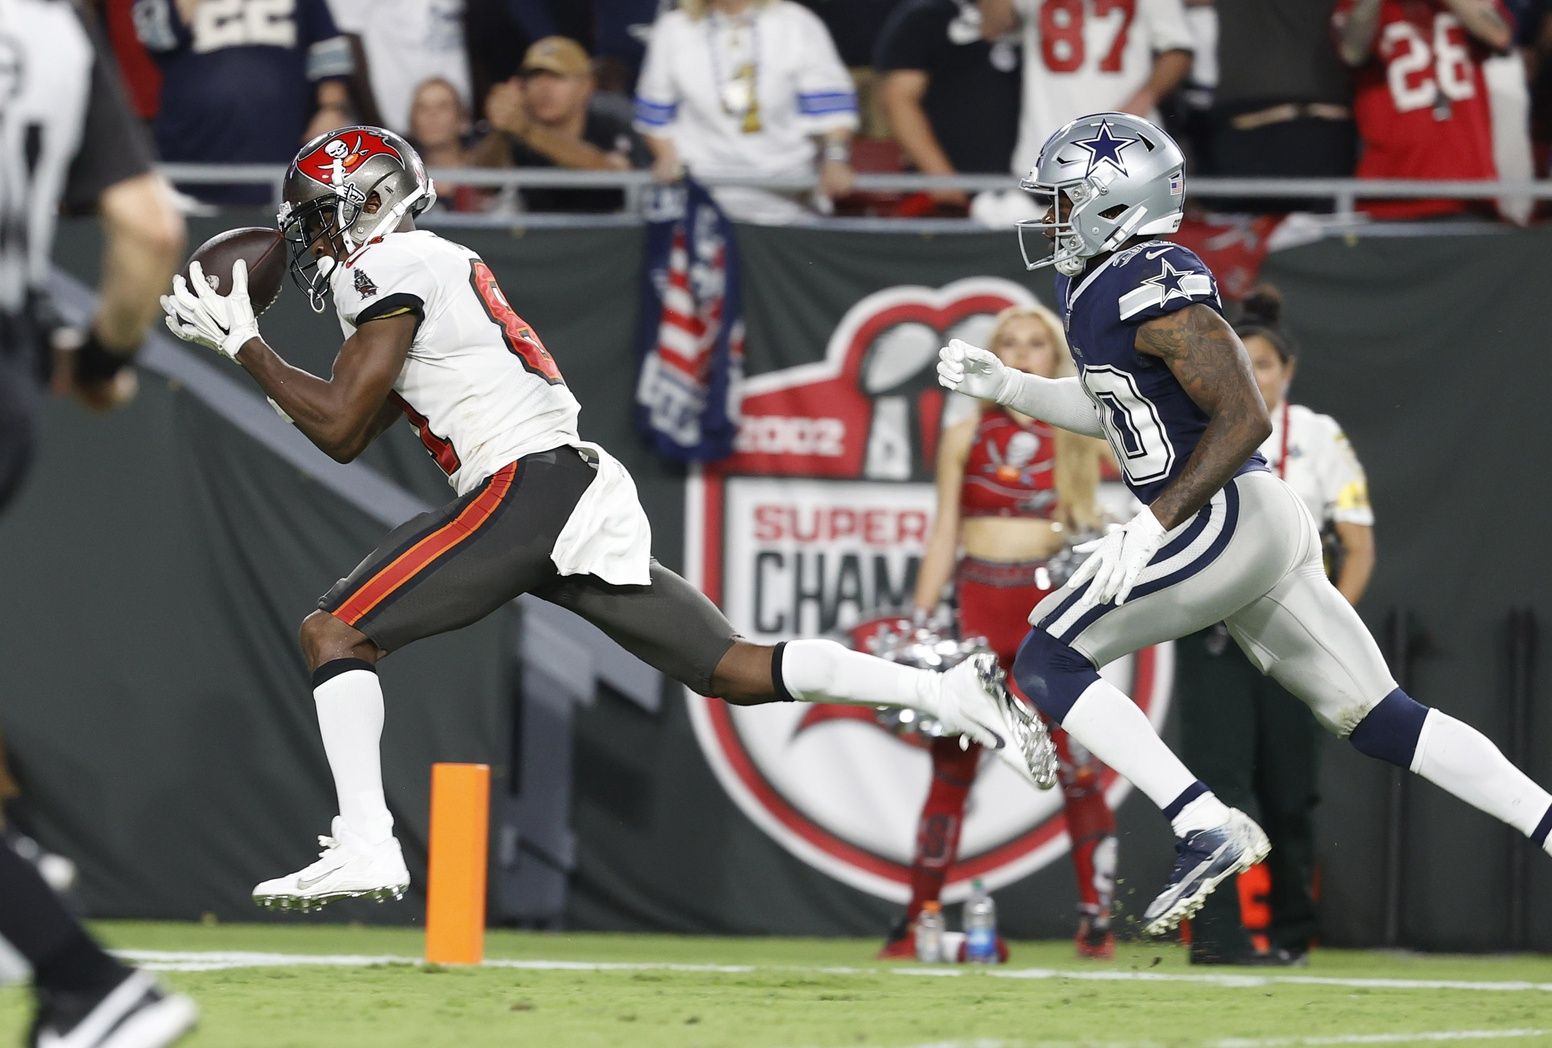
[938, 111, 1552, 937]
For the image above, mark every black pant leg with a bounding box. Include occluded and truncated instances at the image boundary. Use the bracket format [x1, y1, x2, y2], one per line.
[1254, 677, 1322, 954]
[0, 361, 37, 515]
[0, 841, 125, 993]
[1175, 626, 1261, 959]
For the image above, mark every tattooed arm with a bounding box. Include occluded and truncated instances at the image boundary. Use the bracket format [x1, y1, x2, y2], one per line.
[1134, 304, 1272, 530]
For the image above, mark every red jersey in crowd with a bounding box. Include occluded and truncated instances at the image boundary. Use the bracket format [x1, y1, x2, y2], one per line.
[1334, 0, 1509, 217]
[959, 408, 1058, 520]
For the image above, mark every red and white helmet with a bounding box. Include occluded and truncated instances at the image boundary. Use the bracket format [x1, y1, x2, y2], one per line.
[277, 125, 437, 311]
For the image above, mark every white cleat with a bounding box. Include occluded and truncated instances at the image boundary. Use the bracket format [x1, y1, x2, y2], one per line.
[937, 653, 1058, 790]
[251, 817, 409, 913]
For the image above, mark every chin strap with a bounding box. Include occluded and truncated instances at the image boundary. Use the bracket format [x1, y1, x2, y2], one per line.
[339, 184, 428, 258]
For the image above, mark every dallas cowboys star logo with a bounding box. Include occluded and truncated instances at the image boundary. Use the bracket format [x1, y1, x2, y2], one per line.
[1142, 259, 1194, 304]
[1069, 120, 1137, 178]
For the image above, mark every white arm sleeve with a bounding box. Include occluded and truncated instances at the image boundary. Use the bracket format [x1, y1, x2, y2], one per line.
[998, 372, 1106, 438]
[791, 7, 860, 134]
[633, 16, 681, 136]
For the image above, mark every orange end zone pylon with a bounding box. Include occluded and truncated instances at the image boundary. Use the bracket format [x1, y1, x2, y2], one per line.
[425, 762, 491, 965]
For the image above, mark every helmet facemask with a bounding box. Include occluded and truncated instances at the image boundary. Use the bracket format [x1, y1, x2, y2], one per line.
[1016, 112, 1188, 278]
[1017, 180, 1093, 277]
[277, 126, 437, 313]
[279, 193, 357, 314]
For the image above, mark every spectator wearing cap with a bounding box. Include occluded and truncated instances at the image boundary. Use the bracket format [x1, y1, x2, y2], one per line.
[473, 36, 649, 213]
[634, 0, 860, 222]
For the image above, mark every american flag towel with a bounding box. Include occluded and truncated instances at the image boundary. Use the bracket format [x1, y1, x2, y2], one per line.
[634, 177, 744, 461]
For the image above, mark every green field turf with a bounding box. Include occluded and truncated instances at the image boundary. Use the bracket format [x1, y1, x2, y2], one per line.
[3, 921, 1551, 1047]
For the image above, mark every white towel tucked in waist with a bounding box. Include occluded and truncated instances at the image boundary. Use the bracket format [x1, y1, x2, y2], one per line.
[549, 442, 653, 586]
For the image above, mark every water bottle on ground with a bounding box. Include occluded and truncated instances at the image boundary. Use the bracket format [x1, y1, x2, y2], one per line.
[964, 879, 998, 964]
[915, 900, 945, 963]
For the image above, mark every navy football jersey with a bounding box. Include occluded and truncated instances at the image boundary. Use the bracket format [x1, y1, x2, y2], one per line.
[1055, 240, 1268, 505]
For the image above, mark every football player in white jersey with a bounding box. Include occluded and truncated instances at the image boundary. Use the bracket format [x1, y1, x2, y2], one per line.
[158, 126, 1051, 910]
[979, 0, 1194, 177]
[937, 111, 1552, 937]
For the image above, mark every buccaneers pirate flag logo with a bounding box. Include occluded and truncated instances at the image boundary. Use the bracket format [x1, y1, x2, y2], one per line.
[294, 129, 403, 198]
[685, 277, 1172, 903]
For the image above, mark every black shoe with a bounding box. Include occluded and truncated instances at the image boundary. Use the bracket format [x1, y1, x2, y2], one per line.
[30, 969, 197, 1048]
[1189, 946, 1307, 967]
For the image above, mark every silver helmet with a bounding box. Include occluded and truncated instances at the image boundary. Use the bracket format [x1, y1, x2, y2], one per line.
[1017, 112, 1185, 277]
[277, 125, 437, 311]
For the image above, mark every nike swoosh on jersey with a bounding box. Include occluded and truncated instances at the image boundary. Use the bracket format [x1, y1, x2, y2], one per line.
[1144, 247, 1172, 260]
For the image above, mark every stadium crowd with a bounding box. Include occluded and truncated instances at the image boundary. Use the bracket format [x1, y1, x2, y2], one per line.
[103, 0, 1550, 221]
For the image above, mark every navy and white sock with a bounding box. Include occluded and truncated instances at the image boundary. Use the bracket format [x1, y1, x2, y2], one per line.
[1352, 689, 1552, 850]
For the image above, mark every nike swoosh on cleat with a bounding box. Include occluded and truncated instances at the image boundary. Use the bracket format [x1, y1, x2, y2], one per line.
[964, 718, 1006, 749]
[296, 869, 341, 890]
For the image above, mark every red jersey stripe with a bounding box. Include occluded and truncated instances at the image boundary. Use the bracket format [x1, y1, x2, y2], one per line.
[333, 463, 518, 625]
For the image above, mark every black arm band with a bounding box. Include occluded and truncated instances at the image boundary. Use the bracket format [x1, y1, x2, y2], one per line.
[74, 331, 137, 383]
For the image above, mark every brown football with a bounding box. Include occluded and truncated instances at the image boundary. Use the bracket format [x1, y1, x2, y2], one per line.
[186, 227, 287, 315]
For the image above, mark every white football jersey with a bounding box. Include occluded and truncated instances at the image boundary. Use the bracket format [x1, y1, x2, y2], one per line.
[1261, 402, 1374, 529]
[1008, 0, 1194, 176]
[331, 229, 582, 496]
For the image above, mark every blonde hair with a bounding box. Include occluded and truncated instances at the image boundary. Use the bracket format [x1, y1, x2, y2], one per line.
[984, 304, 1105, 532]
[680, 0, 777, 19]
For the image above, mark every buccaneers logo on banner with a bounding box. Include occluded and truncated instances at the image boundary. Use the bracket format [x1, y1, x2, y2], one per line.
[685, 277, 1172, 903]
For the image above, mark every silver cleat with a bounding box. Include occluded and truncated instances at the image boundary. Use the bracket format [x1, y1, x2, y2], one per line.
[973, 655, 1059, 790]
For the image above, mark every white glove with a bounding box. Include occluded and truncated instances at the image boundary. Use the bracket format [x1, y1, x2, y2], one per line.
[936, 338, 1015, 403]
[1065, 507, 1168, 610]
[160, 259, 260, 361]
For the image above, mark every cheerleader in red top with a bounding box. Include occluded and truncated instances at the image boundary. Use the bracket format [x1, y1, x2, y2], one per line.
[878, 305, 1120, 961]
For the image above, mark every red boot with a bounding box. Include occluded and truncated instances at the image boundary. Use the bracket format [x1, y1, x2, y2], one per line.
[1075, 914, 1116, 960]
[877, 917, 916, 961]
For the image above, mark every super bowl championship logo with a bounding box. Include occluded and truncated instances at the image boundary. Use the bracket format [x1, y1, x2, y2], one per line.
[686, 279, 1172, 902]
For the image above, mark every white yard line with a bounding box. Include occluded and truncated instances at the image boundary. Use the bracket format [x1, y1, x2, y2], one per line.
[890, 1034, 1551, 1048]
[1209, 1032, 1551, 1047]
[113, 949, 1552, 998]
[887, 1030, 1552, 1048]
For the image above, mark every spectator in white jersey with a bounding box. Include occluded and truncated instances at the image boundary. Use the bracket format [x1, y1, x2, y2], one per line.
[326, 0, 472, 137]
[1175, 287, 1376, 966]
[132, 0, 357, 204]
[979, 0, 1193, 177]
[0, 0, 191, 1042]
[634, 0, 860, 222]
[874, 0, 1022, 214]
[474, 36, 649, 213]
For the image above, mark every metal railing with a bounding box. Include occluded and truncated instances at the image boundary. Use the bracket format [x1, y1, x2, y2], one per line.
[159, 163, 1552, 232]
